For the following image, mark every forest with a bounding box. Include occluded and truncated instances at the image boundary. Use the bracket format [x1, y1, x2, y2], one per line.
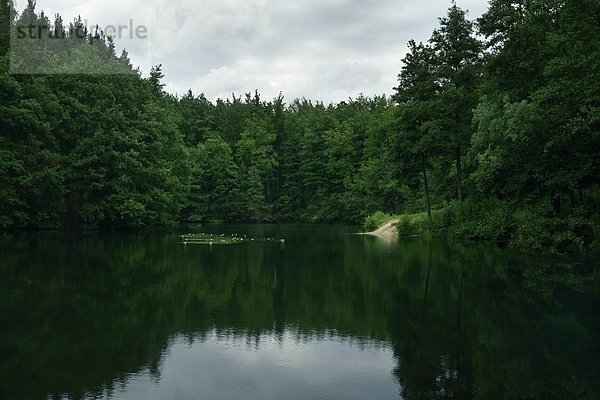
[0, 0, 599, 253]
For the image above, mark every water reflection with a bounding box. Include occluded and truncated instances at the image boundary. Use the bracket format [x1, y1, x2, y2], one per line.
[111, 332, 397, 400]
[0, 226, 598, 399]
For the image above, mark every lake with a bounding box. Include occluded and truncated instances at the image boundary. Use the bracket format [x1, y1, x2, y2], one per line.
[0, 224, 598, 399]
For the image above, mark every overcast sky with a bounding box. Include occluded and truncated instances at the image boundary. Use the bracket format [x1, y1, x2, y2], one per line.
[26, 0, 489, 103]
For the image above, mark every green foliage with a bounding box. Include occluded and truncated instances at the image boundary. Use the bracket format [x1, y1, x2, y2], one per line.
[395, 215, 416, 238]
[395, 198, 599, 254]
[429, 207, 455, 237]
[185, 134, 237, 222]
[514, 204, 598, 254]
[452, 198, 515, 242]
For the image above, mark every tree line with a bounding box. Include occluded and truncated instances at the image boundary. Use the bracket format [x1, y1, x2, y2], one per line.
[1, 0, 598, 250]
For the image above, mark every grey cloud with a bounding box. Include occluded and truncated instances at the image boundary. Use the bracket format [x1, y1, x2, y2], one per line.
[35, 0, 489, 102]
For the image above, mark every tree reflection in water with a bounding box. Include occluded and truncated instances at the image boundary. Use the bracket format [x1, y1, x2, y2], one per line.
[0, 225, 598, 399]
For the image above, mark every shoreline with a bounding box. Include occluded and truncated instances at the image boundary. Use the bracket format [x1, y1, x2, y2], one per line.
[362, 220, 398, 239]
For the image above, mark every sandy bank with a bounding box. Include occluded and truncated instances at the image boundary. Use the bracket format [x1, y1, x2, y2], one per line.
[363, 220, 398, 239]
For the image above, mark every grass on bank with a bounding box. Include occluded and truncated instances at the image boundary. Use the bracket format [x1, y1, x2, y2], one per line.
[364, 198, 600, 254]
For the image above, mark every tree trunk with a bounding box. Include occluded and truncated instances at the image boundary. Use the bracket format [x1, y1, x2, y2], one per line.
[277, 166, 282, 200]
[552, 194, 562, 215]
[456, 143, 463, 209]
[422, 154, 432, 228]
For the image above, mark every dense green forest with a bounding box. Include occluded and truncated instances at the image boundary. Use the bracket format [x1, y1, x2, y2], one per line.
[1, 0, 599, 252]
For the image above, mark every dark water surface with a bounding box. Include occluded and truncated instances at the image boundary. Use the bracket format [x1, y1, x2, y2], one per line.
[0, 225, 598, 399]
